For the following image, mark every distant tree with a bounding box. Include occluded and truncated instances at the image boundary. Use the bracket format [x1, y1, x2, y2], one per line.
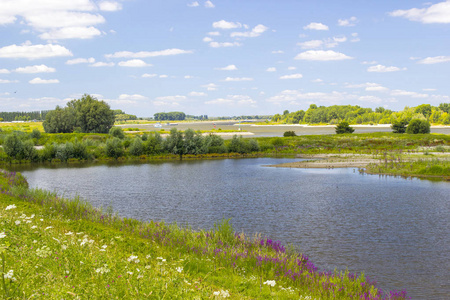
[3, 134, 24, 160]
[129, 137, 143, 156]
[22, 140, 38, 162]
[414, 104, 432, 119]
[406, 119, 430, 134]
[283, 131, 296, 137]
[203, 134, 227, 153]
[438, 103, 450, 114]
[109, 127, 125, 139]
[43, 106, 76, 133]
[183, 129, 204, 155]
[30, 128, 42, 140]
[335, 121, 355, 134]
[106, 137, 124, 159]
[165, 128, 185, 159]
[391, 119, 408, 134]
[271, 137, 284, 155]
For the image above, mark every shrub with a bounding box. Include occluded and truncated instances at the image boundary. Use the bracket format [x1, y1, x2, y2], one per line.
[335, 121, 355, 134]
[106, 137, 124, 159]
[391, 119, 408, 134]
[283, 131, 296, 137]
[406, 119, 430, 134]
[30, 128, 42, 140]
[129, 137, 144, 156]
[109, 127, 125, 139]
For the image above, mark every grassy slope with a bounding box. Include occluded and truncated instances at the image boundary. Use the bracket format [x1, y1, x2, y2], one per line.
[0, 171, 408, 299]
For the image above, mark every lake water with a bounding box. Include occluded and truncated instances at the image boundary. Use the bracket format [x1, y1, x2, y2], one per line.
[12, 158, 450, 299]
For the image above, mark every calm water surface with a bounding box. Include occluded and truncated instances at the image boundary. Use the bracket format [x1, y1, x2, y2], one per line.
[13, 158, 450, 299]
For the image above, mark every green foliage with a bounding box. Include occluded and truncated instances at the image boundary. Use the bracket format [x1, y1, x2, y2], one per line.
[391, 119, 408, 134]
[228, 135, 259, 154]
[109, 126, 125, 139]
[283, 131, 296, 137]
[406, 119, 430, 134]
[29, 128, 41, 140]
[335, 121, 355, 134]
[128, 137, 143, 156]
[271, 137, 284, 154]
[43, 94, 114, 134]
[3, 134, 24, 160]
[105, 138, 124, 159]
[203, 134, 227, 154]
[143, 133, 163, 155]
[164, 128, 185, 158]
[154, 111, 186, 121]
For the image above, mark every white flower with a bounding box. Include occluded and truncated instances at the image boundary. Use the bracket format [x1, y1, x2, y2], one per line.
[213, 290, 230, 298]
[137, 274, 143, 279]
[95, 264, 110, 274]
[36, 246, 52, 258]
[65, 231, 73, 235]
[15, 220, 21, 225]
[102, 245, 107, 249]
[145, 265, 151, 269]
[4, 270, 16, 281]
[146, 254, 151, 259]
[127, 271, 133, 275]
[62, 245, 68, 250]
[40, 219, 43, 222]
[127, 255, 140, 263]
[176, 267, 183, 273]
[0, 232, 6, 239]
[31, 226, 37, 229]
[263, 280, 276, 287]
[5, 204, 16, 210]
[45, 226, 53, 230]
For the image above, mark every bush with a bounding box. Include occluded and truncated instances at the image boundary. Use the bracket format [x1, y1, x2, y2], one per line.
[30, 128, 42, 140]
[283, 131, 296, 137]
[109, 127, 125, 139]
[106, 138, 124, 159]
[406, 119, 430, 134]
[391, 119, 408, 134]
[129, 138, 143, 156]
[335, 121, 355, 134]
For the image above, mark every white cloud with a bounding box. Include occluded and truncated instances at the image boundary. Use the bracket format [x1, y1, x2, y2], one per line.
[280, 73, 303, 79]
[295, 50, 353, 61]
[230, 24, 268, 38]
[272, 50, 284, 54]
[205, 95, 256, 106]
[98, 1, 122, 11]
[0, 69, 11, 74]
[90, 62, 115, 67]
[66, 57, 95, 65]
[312, 78, 323, 83]
[0, 79, 18, 84]
[423, 88, 437, 91]
[224, 77, 253, 82]
[39, 26, 102, 40]
[184, 75, 193, 79]
[267, 90, 357, 105]
[203, 37, 213, 42]
[187, 1, 200, 7]
[159, 75, 168, 78]
[345, 82, 387, 91]
[0, 43, 72, 59]
[216, 64, 238, 71]
[105, 49, 193, 58]
[418, 56, 450, 64]
[209, 41, 242, 48]
[287, 66, 297, 70]
[389, 1, 450, 24]
[338, 16, 358, 27]
[266, 67, 277, 72]
[367, 64, 405, 72]
[14, 64, 56, 73]
[358, 96, 382, 103]
[29, 77, 59, 84]
[361, 60, 377, 65]
[365, 85, 388, 92]
[154, 95, 187, 105]
[212, 20, 242, 30]
[204, 1, 215, 8]
[298, 40, 323, 49]
[202, 83, 218, 91]
[118, 59, 151, 67]
[118, 94, 148, 101]
[390, 90, 428, 98]
[208, 31, 220, 36]
[303, 22, 329, 30]
[142, 73, 157, 78]
[189, 91, 207, 96]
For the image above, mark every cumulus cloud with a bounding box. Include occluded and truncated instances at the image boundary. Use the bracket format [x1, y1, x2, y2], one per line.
[297, 40, 324, 49]
[390, 90, 428, 98]
[39, 26, 102, 40]
[230, 24, 268, 38]
[272, 50, 284, 54]
[153, 95, 186, 107]
[105, 48, 193, 58]
[367, 64, 405, 72]
[216, 64, 238, 71]
[66, 57, 95, 65]
[205, 95, 256, 106]
[204, 1, 215, 8]
[212, 20, 242, 30]
[295, 50, 353, 61]
[418, 56, 450, 64]
[189, 91, 207, 96]
[98, 1, 123, 11]
[0, 69, 11, 74]
[142, 73, 157, 78]
[208, 31, 220, 36]
[118, 94, 148, 101]
[187, 1, 200, 7]
[0, 79, 18, 84]
[389, 1, 450, 24]
[118, 59, 151, 67]
[202, 83, 218, 91]
[0, 43, 72, 59]
[358, 96, 382, 103]
[266, 67, 277, 72]
[203, 37, 213, 42]
[29, 77, 59, 84]
[14, 64, 56, 73]
[209, 41, 242, 48]
[267, 90, 357, 105]
[338, 16, 358, 26]
[224, 77, 253, 82]
[280, 74, 303, 79]
[303, 22, 329, 30]
[90, 62, 115, 67]
[312, 78, 323, 83]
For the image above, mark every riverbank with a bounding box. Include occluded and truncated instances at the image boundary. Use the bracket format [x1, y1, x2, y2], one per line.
[0, 170, 409, 299]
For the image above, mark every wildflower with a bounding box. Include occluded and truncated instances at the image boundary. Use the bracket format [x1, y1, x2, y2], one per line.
[145, 265, 151, 269]
[62, 245, 68, 250]
[31, 225, 37, 229]
[15, 220, 21, 225]
[65, 232, 73, 236]
[45, 226, 53, 230]
[101, 245, 107, 249]
[137, 274, 143, 279]
[176, 267, 183, 273]
[40, 219, 43, 221]
[0, 232, 6, 239]
[4, 270, 16, 281]
[127, 271, 133, 275]
[96, 264, 110, 274]
[263, 280, 276, 287]
[36, 246, 52, 258]
[213, 290, 230, 298]
[5, 204, 16, 210]
[146, 254, 151, 259]
[127, 255, 140, 263]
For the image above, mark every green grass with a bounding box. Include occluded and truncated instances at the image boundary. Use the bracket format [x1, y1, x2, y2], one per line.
[0, 171, 408, 299]
[367, 157, 450, 178]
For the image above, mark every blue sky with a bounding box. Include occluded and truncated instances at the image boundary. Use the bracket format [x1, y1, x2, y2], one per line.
[0, 0, 449, 117]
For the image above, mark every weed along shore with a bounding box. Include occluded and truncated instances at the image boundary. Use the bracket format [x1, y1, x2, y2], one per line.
[0, 170, 410, 299]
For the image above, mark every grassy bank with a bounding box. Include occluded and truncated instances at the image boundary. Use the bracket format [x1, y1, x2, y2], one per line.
[0, 170, 408, 299]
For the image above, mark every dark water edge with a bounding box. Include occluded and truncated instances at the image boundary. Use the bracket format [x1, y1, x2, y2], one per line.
[9, 158, 450, 299]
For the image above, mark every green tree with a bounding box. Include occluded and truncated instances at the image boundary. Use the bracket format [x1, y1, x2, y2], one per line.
[43, 106, 75, 133]
[3, 134, 24, 160]
[30, 128, 41, 140]
[335, 121, 355, 134]
[406, 119, 430, 134]
[391, 119, 408, 134]
[105, 138, 124, 159]
[165, 128, 185, 159]
[109, 127, 125, 139]
[414, 104, 432, 119]
[129, 137, 143, 156]
[203, 134, 227, 153]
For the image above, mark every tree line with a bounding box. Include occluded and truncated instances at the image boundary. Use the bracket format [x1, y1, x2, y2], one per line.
[273, 103, 450, 125]
[154, 112, 186, 121]
[0, 111, 51, 122]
